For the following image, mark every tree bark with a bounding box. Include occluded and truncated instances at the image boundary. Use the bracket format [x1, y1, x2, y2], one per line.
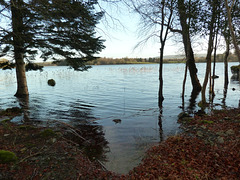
[182, 62, 188, 97]
[201, 0, 217, 104]
[224, 35, 230, 88]
[158, 0, 174, 108]
[158, 47, 164, 108]
[211, 26, 219, 99]
[11, 0, 29, 97]
[15, 53, 29, 97]
[224, 0, 240, 63]
[177, 0, 201, 92]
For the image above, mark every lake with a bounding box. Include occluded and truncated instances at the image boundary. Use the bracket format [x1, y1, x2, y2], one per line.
[0, 62, 240, 174]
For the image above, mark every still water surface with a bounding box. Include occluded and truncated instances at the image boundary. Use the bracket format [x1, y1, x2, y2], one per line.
[1, 63, 240, 174]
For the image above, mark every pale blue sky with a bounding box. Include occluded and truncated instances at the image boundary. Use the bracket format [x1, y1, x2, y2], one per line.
[96, 2, 226, 59]
[96, 2, 180, 58]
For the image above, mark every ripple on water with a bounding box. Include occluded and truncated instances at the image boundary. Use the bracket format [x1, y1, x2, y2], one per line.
[1, 63, 240, 174]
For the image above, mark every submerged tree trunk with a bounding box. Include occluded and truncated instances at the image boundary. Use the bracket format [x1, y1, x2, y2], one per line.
[158, 47, 164, 108]
[211, 34, 218, 98]
[201, 1, 217, 104]
[177, 0, 201, 92]
[158, 0, 174, 108]
[11, 0, 29, 97]
[14, 53, 29, 97]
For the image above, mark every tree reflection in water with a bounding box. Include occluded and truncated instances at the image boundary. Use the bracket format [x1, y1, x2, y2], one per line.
[16, 97, 110, 163]
[62, 124, 109, 162]
[187, 90, 200, 114]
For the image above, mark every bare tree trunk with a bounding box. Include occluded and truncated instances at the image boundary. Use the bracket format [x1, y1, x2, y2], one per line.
[158, 47, 164, 108]
[11, 0, 29, 97]
[224, 35, 230, 88]
[211, 30, 219, 99]
[158, 0, 174, 108]
[201, 49, 212, 104]
[178, 0, 201, 92]
[224, 0, 240, 63]
[201, 0, 217, 104]
[15, 53, 29, 97]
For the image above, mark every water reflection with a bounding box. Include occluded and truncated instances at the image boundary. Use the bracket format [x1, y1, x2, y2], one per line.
[16, 96, 30, 122]
[14, 96, 109, 163]
[62, 123, 109, 162]
[181, 90, 200, 114]
[222, 86, 228, 108]
[187, 90, 200, 114]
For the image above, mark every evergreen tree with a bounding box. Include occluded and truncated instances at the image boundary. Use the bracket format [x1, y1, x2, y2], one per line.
[0, 0, 105, 97]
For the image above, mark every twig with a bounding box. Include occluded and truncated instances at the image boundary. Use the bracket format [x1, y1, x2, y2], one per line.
[19, 146, 45, 163]
[19, 152, 42, 163]
[30, 168, 38, 180]
[53, 120, 90, 143]
[96, 160, 108, 171]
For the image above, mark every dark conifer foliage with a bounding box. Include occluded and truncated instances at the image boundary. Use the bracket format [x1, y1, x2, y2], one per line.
[0, 0, 105, 71]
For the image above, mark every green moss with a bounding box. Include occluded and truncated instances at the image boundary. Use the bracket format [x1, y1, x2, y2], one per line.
[0, 150, 18, 163]
[198, 101, 203, 108]
[201, 120, 214, 124]
[178, 112, 190, 119]
[1, 118, 11, 123]
[182, 117, 194, 123]
[212, 109, 226, 114]
[0, 107, 22, 116]
[40, 128, 56, 138]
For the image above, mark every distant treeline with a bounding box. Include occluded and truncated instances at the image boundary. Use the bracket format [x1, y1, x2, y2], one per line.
[88, 53, 238, 65]
[1, 53, 238, 68]
[53, 53, 238, 66]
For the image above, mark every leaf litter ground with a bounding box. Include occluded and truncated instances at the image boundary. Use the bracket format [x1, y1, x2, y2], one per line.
[0, 107, 240, 179]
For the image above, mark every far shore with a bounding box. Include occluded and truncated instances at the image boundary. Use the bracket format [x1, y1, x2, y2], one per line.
[38, 53, 239, 67]
[1, 53, 239, 69]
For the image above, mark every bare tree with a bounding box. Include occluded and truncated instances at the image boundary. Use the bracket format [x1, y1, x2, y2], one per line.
[224, 0, 240, 63]
[201, 0, 219, 104]
[126, 0, 175, 108]
[176, 0, 202, 92]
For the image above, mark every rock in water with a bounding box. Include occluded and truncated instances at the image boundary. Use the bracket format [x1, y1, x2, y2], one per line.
[48, 79, 56, 86]
[113, 119, 121, 124]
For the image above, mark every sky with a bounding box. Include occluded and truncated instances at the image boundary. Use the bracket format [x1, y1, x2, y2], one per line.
[96, 2, 226, 59]
[96, 2, 181, 59]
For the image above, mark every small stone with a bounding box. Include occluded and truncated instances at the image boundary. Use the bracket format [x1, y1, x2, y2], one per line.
[197, 131, 204, 137]
[217, 137, 224, 144]
[50, 138, 57, 143]
[225, 129, 235, 136]
[216, 131, 224, 136]
[3, 134, 10, 137]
